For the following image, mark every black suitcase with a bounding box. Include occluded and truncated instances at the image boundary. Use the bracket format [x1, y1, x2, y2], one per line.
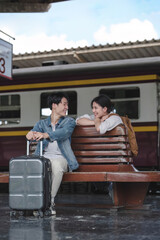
[9, 140, 52, 217]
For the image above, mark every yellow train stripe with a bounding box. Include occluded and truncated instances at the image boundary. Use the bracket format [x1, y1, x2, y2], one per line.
[0, 131, 28, 136]
[133, 126, 158, 132]
[0, 74, 158, 92]
[0, 126, 157, 137]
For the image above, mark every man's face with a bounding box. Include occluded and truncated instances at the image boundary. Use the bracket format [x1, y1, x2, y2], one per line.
[55, 97, 69, 117]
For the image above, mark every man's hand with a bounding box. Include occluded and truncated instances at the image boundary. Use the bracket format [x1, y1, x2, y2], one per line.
[33, 132, 49, 141]
[26, 131, 49, 141]
[26, 131, 35, 140]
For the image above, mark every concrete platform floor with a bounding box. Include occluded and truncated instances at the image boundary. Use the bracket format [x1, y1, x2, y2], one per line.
[0, 193, 160, 240]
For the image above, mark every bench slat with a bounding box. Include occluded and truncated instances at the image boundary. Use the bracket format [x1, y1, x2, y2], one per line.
[74, 150, 131, 156]
[1, 170, 159, 184]
[72, 136, 129, 143]
[77, 164, 136, 172]
[105, 172, 160, 182]
[72, 143, 129, 150]
[63, 171, 160, 183]
[0, 173, 9, 183]
[63, 172, 107, 182]
[73, 124, 126, 137]
[76, 157, 132, 163]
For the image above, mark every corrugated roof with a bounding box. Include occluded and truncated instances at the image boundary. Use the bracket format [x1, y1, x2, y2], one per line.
[13, 39, 160, 69]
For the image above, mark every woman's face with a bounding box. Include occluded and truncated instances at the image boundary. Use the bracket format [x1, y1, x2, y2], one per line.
[92, 101, 107, 118]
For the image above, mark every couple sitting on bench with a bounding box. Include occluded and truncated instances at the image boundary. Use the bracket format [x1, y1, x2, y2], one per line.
[26, 92, 121, 215]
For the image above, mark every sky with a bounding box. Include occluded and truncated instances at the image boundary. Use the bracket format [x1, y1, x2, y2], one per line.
[0, 0, 160, 54]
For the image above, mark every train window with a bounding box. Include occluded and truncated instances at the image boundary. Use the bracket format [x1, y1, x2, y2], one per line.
[0, 95, 20, 125]
[100, 88, 140, 119]
[40, 91, 77, 118]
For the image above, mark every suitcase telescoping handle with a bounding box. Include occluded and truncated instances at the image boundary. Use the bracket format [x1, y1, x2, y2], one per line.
[27, 139, 43, 156]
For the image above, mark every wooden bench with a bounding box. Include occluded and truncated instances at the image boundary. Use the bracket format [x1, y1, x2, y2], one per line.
[62, 124, 160, 209]
[0, 173, 9, 183]
[1, 124, 160, 209]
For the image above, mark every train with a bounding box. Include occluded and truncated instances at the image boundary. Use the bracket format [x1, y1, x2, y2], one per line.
[0, 56, 160, 171]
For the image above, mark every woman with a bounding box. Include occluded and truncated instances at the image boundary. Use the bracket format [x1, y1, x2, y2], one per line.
[76, 94, 123, 202]
[76, 94, 123, 132]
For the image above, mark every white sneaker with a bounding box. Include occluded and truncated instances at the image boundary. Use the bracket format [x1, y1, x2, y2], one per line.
[50, 204, 56, 215]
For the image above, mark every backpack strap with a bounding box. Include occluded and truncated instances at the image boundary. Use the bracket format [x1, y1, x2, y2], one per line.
[107, 113, 138, 157]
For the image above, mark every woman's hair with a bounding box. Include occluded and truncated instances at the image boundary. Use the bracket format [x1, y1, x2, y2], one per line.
[48, 92, 69, 110]
[91, 94, 114, 113]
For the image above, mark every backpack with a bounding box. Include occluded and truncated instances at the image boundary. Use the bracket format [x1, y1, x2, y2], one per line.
[109, 113, 138, 157]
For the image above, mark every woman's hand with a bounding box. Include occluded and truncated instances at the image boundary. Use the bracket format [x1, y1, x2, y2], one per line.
[94, 117, 101, 132]
[76, 118, 94, 126]
[101, 115, 109, 122]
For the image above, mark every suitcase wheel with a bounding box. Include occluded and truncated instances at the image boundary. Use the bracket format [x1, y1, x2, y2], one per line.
[19, 211, 24, 216]
[10, 211, 17, 217]
[44, 209, 51, 216]
[33, 210, 44, 218]
[10, 210, 25, 217]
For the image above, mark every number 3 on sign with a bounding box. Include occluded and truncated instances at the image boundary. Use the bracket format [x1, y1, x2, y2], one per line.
[0, 58, 5, 74]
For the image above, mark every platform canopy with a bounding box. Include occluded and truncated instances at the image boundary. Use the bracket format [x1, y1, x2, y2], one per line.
[13, 39, 160, 69]
[0, 0, 68, 12]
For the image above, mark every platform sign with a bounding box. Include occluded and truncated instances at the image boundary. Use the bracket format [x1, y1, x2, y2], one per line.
[0, 38, 13, 80]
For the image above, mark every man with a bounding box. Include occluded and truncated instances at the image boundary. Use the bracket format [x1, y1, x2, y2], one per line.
[26, 92, 79, 215]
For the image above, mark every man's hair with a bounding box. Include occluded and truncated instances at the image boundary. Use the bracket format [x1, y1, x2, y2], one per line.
[91, 94, 114, 113]
[48, 92, 69, 110]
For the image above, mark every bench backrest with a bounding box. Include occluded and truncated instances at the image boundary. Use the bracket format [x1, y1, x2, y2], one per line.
[71, 124, 133, 168]
[30, 124, 133, 172]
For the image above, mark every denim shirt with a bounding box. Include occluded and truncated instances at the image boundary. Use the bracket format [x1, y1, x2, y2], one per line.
[31, 116, 79, 171]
